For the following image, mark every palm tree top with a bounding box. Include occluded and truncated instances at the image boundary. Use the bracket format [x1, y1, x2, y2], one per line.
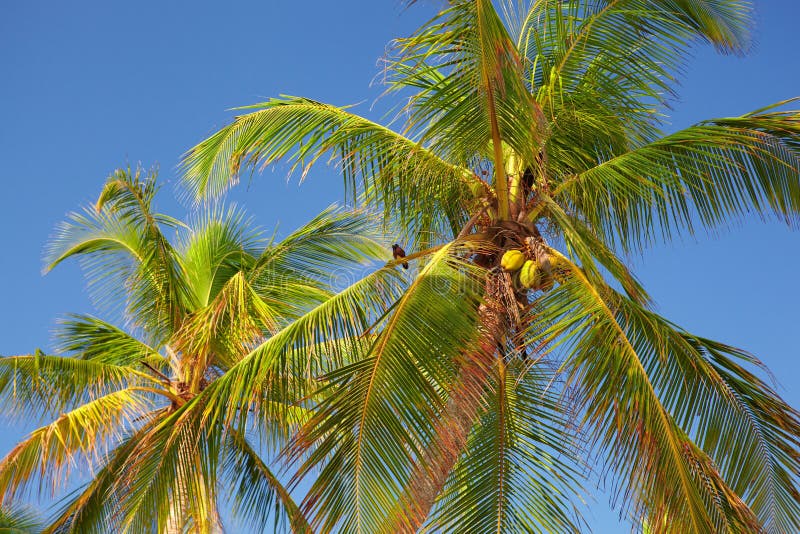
[180, 1, 800, 532]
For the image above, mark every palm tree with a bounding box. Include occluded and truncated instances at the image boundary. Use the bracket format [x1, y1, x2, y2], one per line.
[181, 1, 800, 532]
[0, 166, 387, 532]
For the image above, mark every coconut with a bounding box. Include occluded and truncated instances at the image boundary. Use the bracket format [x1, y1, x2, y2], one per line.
[500, 249, 526, 271]
[519, 260, 540, 288]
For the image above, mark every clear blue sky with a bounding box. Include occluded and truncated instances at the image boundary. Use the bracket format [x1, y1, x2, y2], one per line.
[1, 1, 798, 531]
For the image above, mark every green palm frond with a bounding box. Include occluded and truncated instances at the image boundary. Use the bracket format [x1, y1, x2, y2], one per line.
[222, 428, 311, 533]
[555, 105, 800, 250]
[423, 359, 585, 533]
[109, 404, 221, 534]
[45, 171, 189, 341]
[250, 206, 386, 285]
[389, 0, 545, 176]
[517, 0, 751, 147]
[83, 250, 412, 531]
[54, 314, 165, 367]
[0, 353, 148, 418]
[0, 502, 42, 534]
[592, 289, 800, 532]
[173, 271, 279, 373]
[43, 418, 165, 534]
[181, 97, 473, 242]
[0, 389, 153, 503]
[292, 243, 486, 533]
[529, 259, 766, 532]
[177, 203, 262, 310]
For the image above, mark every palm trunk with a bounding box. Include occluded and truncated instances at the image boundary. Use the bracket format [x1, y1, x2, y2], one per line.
[388, 277, 506, 532]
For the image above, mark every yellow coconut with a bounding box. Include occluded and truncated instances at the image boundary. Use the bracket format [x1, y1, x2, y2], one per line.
[500, 249, 526, 271]
[519, 260, 540, 288]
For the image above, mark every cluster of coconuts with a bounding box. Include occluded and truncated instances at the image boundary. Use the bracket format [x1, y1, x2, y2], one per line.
[500, 248, 561, 291]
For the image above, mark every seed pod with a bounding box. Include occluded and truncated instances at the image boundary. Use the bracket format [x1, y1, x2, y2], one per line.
[500, 249, 526, 271]
[519, 260, 540, 288]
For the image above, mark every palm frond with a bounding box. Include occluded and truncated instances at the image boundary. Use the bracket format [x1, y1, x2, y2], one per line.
[0, 353, 147, 418]
[54, 314, 165, 368]
[181, 96, 473, 241]
[592, 288, 800, 532]
[110, 404, 220, 534]
[554, 106, 800, 250]
[292, 243, 486, 533]
[0, 389, 153, 502]
[222, 428, 311, 533]
[423, 359, 585, 533]
[529, 258, 763, 531]
[0, 502, 42, 533]
[44, 417, 165, 534]
[177, 203, 262, 310]
[518, 0, 752, 148]
[45, 173, 189, 342]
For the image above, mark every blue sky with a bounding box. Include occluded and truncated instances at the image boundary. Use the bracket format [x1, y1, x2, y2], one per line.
[1, 1, 799, 530]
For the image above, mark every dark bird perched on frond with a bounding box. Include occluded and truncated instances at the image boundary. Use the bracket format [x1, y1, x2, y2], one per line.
[392, 243, 409, 269]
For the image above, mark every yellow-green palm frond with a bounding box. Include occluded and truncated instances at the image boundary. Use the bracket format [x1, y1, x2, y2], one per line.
[54, 314, 166, 368]
[0, 389, 154, 504]
[527, 254, 798, 532]
[388, 0, 545, 172]
[517, 0, 752, 145]
[45, 168, 190, 342]
[222, 428, 311, 533]
[107, 403, 221, 534]
[555, 104, 800, 251]
[422, 359, 585, 533]
[290, 243, 487, 533]
[181, 97, 473, 241]
[0, 502, 42, 534]
[0, 352, 151, 420]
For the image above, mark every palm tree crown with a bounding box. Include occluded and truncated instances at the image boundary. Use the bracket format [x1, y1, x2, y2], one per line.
[0, 166, 387, 532]
[182, 1, 800, 533]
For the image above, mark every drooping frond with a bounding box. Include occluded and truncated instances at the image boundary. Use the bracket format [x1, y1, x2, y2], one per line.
[222, 428, 311, 533]
[529, 259, 765, 532]
[424, 359, 585, 533]
[0, 389, 153, 503]
[584, 287, 800, 532]
[0, 352, 148, 418]
[110, 404, 221, 534]
[54, 314, 165, 368]
[518, 0, 752, 149]
[291, 243, 486, 533]
[0, 502, 42, 533]
[44, 419, 164, 534]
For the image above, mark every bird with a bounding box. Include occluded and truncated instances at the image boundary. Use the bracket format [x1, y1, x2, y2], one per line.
[391, 243, 409, 269]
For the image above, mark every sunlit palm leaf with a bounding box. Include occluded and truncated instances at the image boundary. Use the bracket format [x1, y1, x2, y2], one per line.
[554, 106, 800, 251]
[181, 97, 473, 242]
[0, 389, 153, 502]
[222, 428, 311, 533]
[423, 359, 585, 533]
[0, 353, 147, 418]
[529, 260, 764, 532]
[291, 243, 486, 532]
